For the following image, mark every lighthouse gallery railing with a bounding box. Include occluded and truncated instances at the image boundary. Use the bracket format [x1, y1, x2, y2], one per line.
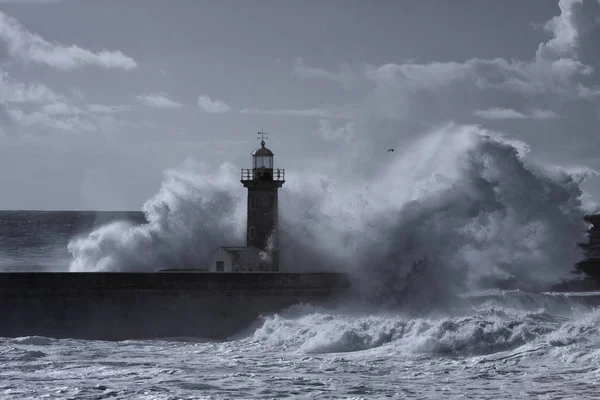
[241, 168, 285, 181]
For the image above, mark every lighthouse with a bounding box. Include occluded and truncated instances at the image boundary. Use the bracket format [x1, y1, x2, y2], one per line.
[209, 131, 285, 272]
[241, 131, 285, 270]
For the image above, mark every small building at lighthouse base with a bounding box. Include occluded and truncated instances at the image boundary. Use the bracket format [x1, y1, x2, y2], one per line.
[209, 246, 272, 272]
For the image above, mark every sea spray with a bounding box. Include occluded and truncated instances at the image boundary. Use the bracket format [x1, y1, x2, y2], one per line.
[68, 160, 246, 271]
[279, 125, 592, 304]
[69, 125, 592, 300]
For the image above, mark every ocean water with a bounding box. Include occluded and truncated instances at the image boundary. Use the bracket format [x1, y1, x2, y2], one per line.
[1, 291, 600, 399]
[3, 127, 600, 398]
[0, 210, 145, 271]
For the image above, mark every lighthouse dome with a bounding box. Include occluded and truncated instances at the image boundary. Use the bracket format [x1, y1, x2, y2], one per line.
[252, 145, 274, 156]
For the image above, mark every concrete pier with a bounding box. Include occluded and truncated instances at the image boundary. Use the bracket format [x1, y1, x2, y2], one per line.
[0, 272, 351, 341]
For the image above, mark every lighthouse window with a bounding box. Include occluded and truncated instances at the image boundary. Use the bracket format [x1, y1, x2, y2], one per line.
[249, 227, 255, 239]
[215, 261, 224, 272]
[249, 195, 256, 209]
[254, 156, 273, 169]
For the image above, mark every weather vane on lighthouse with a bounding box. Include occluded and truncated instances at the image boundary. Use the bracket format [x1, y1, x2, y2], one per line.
[257, 129, 268, 147]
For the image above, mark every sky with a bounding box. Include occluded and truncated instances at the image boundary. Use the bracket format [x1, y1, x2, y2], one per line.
[0, 0, 599, 210]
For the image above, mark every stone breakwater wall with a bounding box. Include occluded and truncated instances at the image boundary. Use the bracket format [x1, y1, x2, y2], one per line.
[0, 272, 351, 340]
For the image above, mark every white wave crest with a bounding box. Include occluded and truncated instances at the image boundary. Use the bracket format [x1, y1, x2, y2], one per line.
[245, 293, 599, 357]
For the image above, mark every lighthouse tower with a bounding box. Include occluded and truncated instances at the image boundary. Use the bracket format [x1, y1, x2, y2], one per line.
[241, 131, 285, 271]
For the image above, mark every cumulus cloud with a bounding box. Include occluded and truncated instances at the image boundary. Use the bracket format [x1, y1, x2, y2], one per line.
[136, 94, 181, 109]
[197, 95, 230, 113]
[0, 11, 137, 70]
[536, 0, 600, 67]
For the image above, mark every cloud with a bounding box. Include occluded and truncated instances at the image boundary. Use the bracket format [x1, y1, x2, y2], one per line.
[292, 55, 599, 128]
[6, 101, 137, 136]
[0, 69, 62, 103]
[313, 119, 356, 141]
[194, 97, 355, 118]
[43, 101, 132, 117]
[288, 0, 600, 180]
[474, 107, 562, 120]
[361, 56, 598, 100]
[0, 13, 141, 141]
[87, 104, 131, 114]
[197, 95, 230, 113]
[41, 102, 84, 115]
[240, 107, 354, 119]
[536, 0, 600, 67]
[136, 94, 181, 109]
[0, 67, 134, 135]
[474, 108, 529, 120]
[293, 1, 600, 122]
[531, 109, 561, 119]
[294, 1, 600, 123]
[7, 108, 96, 132]
[0, 11, 137, 70]
[536, 0, 580, 61]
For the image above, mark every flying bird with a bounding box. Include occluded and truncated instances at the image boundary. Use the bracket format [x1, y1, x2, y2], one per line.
[387, 149, 394, 152]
